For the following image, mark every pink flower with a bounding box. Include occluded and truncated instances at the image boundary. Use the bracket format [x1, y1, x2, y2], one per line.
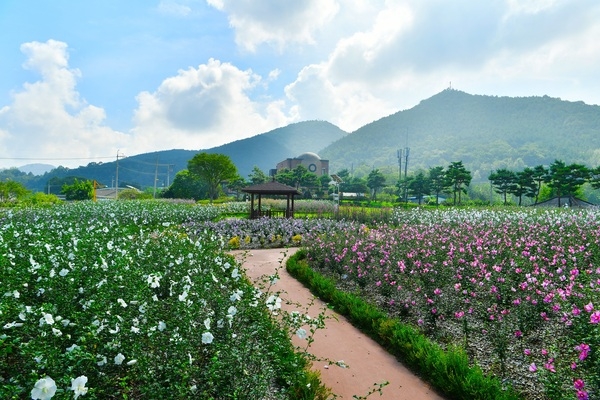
[573, 378, 585, 390]
[584, 302, 594, 313]
[544, 359, 556, 373]
[575, 343, 590, 361]
[514, 330, 523, 338]
[571, 362, 578, 370]
[529, 363, 537, 372]
[576, 389, 589, 400]
[541, 348, 548, 356]
[590, 311, 600, 324]
[524, 349, 531, 356]
[454, 311, 465, 319]
[572, 307, 581, 316]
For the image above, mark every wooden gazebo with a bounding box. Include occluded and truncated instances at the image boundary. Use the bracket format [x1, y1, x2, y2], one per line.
[242, 181, 301, 219]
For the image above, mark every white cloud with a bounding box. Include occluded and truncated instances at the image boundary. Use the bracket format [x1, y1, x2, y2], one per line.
[0, 40, 129, 169]
[282, 0, 600, 132]
[207, 0, 339, 51]
[157, 0, 192, 17]
[131, 58, 292, 150]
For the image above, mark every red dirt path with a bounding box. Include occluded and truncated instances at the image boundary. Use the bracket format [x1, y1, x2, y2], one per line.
[231, 248, 446, 400]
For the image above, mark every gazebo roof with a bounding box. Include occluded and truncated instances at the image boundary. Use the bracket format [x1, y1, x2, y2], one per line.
[242, 181, 300, 195]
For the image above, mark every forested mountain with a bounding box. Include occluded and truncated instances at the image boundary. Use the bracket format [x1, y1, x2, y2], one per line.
[5, 90, 600, 192]
[321, 89, 600, 182]
[6, 120, 347, 193]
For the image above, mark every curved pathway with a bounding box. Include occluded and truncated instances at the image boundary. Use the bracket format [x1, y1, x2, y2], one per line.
[231, 248, 446, 400]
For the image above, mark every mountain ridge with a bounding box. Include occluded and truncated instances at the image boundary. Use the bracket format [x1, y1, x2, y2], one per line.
[6, 90, 600, 191]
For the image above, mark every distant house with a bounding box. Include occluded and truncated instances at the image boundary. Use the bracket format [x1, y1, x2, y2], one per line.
[533, 196, 597, 209]
[276, 152, 330, 176]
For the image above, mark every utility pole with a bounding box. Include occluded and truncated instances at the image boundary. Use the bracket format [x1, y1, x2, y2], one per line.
[153, 157, 159, 198]
[115, 150, 125, 200]
[403, 147, 410, 202]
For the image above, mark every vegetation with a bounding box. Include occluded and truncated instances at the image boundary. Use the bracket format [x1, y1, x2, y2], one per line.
[0, 201, 329, 399]
[61, 179, 94, 201]
[187, 153, 238, 202]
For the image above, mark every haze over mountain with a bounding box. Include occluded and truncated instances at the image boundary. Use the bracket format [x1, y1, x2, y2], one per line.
[6, 90, 600, 192]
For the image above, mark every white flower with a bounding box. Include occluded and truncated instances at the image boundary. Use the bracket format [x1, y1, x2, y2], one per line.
[130, 326, 140, 334]
[296, 328, 307, 340]
[114, 353, 125, 365]
[66, 344, 79, 352]
[52, 328, 62, 337]
[107, 241, 114, 250]
[227, 306, 237, 316]
[266, 295, 282, 312]
[147, 274, 161, 288]
[229, 289, 243, 302]
[70, 375, 88, 399]
[117, 298, 127, 308]
[40, 313, 54, 326]
[126, 359, 137, 365]
[202, 332, 214, 344]
[158, 321, 167, 331]
[178, 291, 188, 302]
[59, 269, 69, 277]
[97, 355, 107, 366]
[31, 376, 57, 400]
[231, 268, 240, 279]
[203, 318, 210, 330]
[13, 290, 20, 298]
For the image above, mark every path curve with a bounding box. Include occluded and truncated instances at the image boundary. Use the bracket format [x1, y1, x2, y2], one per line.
[231, 248, 446, 400]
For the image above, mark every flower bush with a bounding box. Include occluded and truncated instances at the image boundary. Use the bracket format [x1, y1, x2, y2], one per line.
[193, 217, 358, 249]
[304, 207, 600, 399]
[0, 201, 317, 399]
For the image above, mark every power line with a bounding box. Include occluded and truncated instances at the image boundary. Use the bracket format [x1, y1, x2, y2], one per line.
[0, 156, 114, 161]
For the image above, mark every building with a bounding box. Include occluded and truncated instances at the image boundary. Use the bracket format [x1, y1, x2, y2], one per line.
[276, 152, 330, 176]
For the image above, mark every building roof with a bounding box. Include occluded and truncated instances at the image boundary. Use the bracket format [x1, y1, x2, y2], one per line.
[242, 181, 301, 195]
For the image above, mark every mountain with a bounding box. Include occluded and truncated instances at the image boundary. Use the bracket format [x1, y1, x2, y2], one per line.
[320, 89, 600, 182]
[18, 163, 56, 175]
[12, 120, 347, 192]
[7, 91, 600, 192]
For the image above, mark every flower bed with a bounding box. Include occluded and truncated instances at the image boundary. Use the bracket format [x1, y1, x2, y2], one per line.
[0, 201, 317, 399]
[304, 208, 600, 400]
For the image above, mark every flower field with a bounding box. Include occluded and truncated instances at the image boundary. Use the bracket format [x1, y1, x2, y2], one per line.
[304, 208, 600, 400]
[0, 201, 324, 399]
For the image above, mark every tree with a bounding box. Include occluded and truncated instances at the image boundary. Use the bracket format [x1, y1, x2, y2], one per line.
[0, 180, 29, 202]
[367, 169, 386, 200]
[445, 161, 472, 205]
[406, 171, 430, 204]
[61, 179, 94, 201]
[188, 153, 238, 202]
[488, 168, 517, 205]
[531, 165, 549, 204]
[227, 175, 247, 200]
[590, 166, 600, 190]
[512, 167, 537, 206]
[163, 170, 208, 200]
[428, 166, 448, 205]
[547, 160, 590, 206]
[248, 166, 268, 185]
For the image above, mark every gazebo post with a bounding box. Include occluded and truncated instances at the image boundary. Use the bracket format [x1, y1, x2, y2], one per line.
[250, 194, 255, 219]
[258, 195, 262, 218]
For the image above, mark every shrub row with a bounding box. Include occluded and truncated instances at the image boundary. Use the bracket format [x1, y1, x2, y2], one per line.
[286, 249, 523, 400]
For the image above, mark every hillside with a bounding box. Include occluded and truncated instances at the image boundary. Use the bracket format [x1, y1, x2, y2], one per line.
[321, 89, 600, 181]
[13, 120, 347, 192]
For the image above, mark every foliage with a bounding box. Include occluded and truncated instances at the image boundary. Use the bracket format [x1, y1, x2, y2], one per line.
[162, 169, 208, 200]
[303, 207, 600, 399]
[446, 161, 472, 204]
[248, 166, 269, 184]
[0, 201, 325, 399]
[0, 180, 29, 203]
[286, 250, 521, 400]
[366, 169, 386, 200]
[187, 153, 239, 202]
[61, 179, 94, 201]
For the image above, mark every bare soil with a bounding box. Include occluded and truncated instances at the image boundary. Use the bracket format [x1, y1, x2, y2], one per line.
[231, 248, 446, 400]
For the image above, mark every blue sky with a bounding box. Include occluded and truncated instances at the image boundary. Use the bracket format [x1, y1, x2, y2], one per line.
[1, 0, 599, 169]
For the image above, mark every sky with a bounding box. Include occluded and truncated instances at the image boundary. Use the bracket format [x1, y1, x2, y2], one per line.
[1, 0, 600, 169]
